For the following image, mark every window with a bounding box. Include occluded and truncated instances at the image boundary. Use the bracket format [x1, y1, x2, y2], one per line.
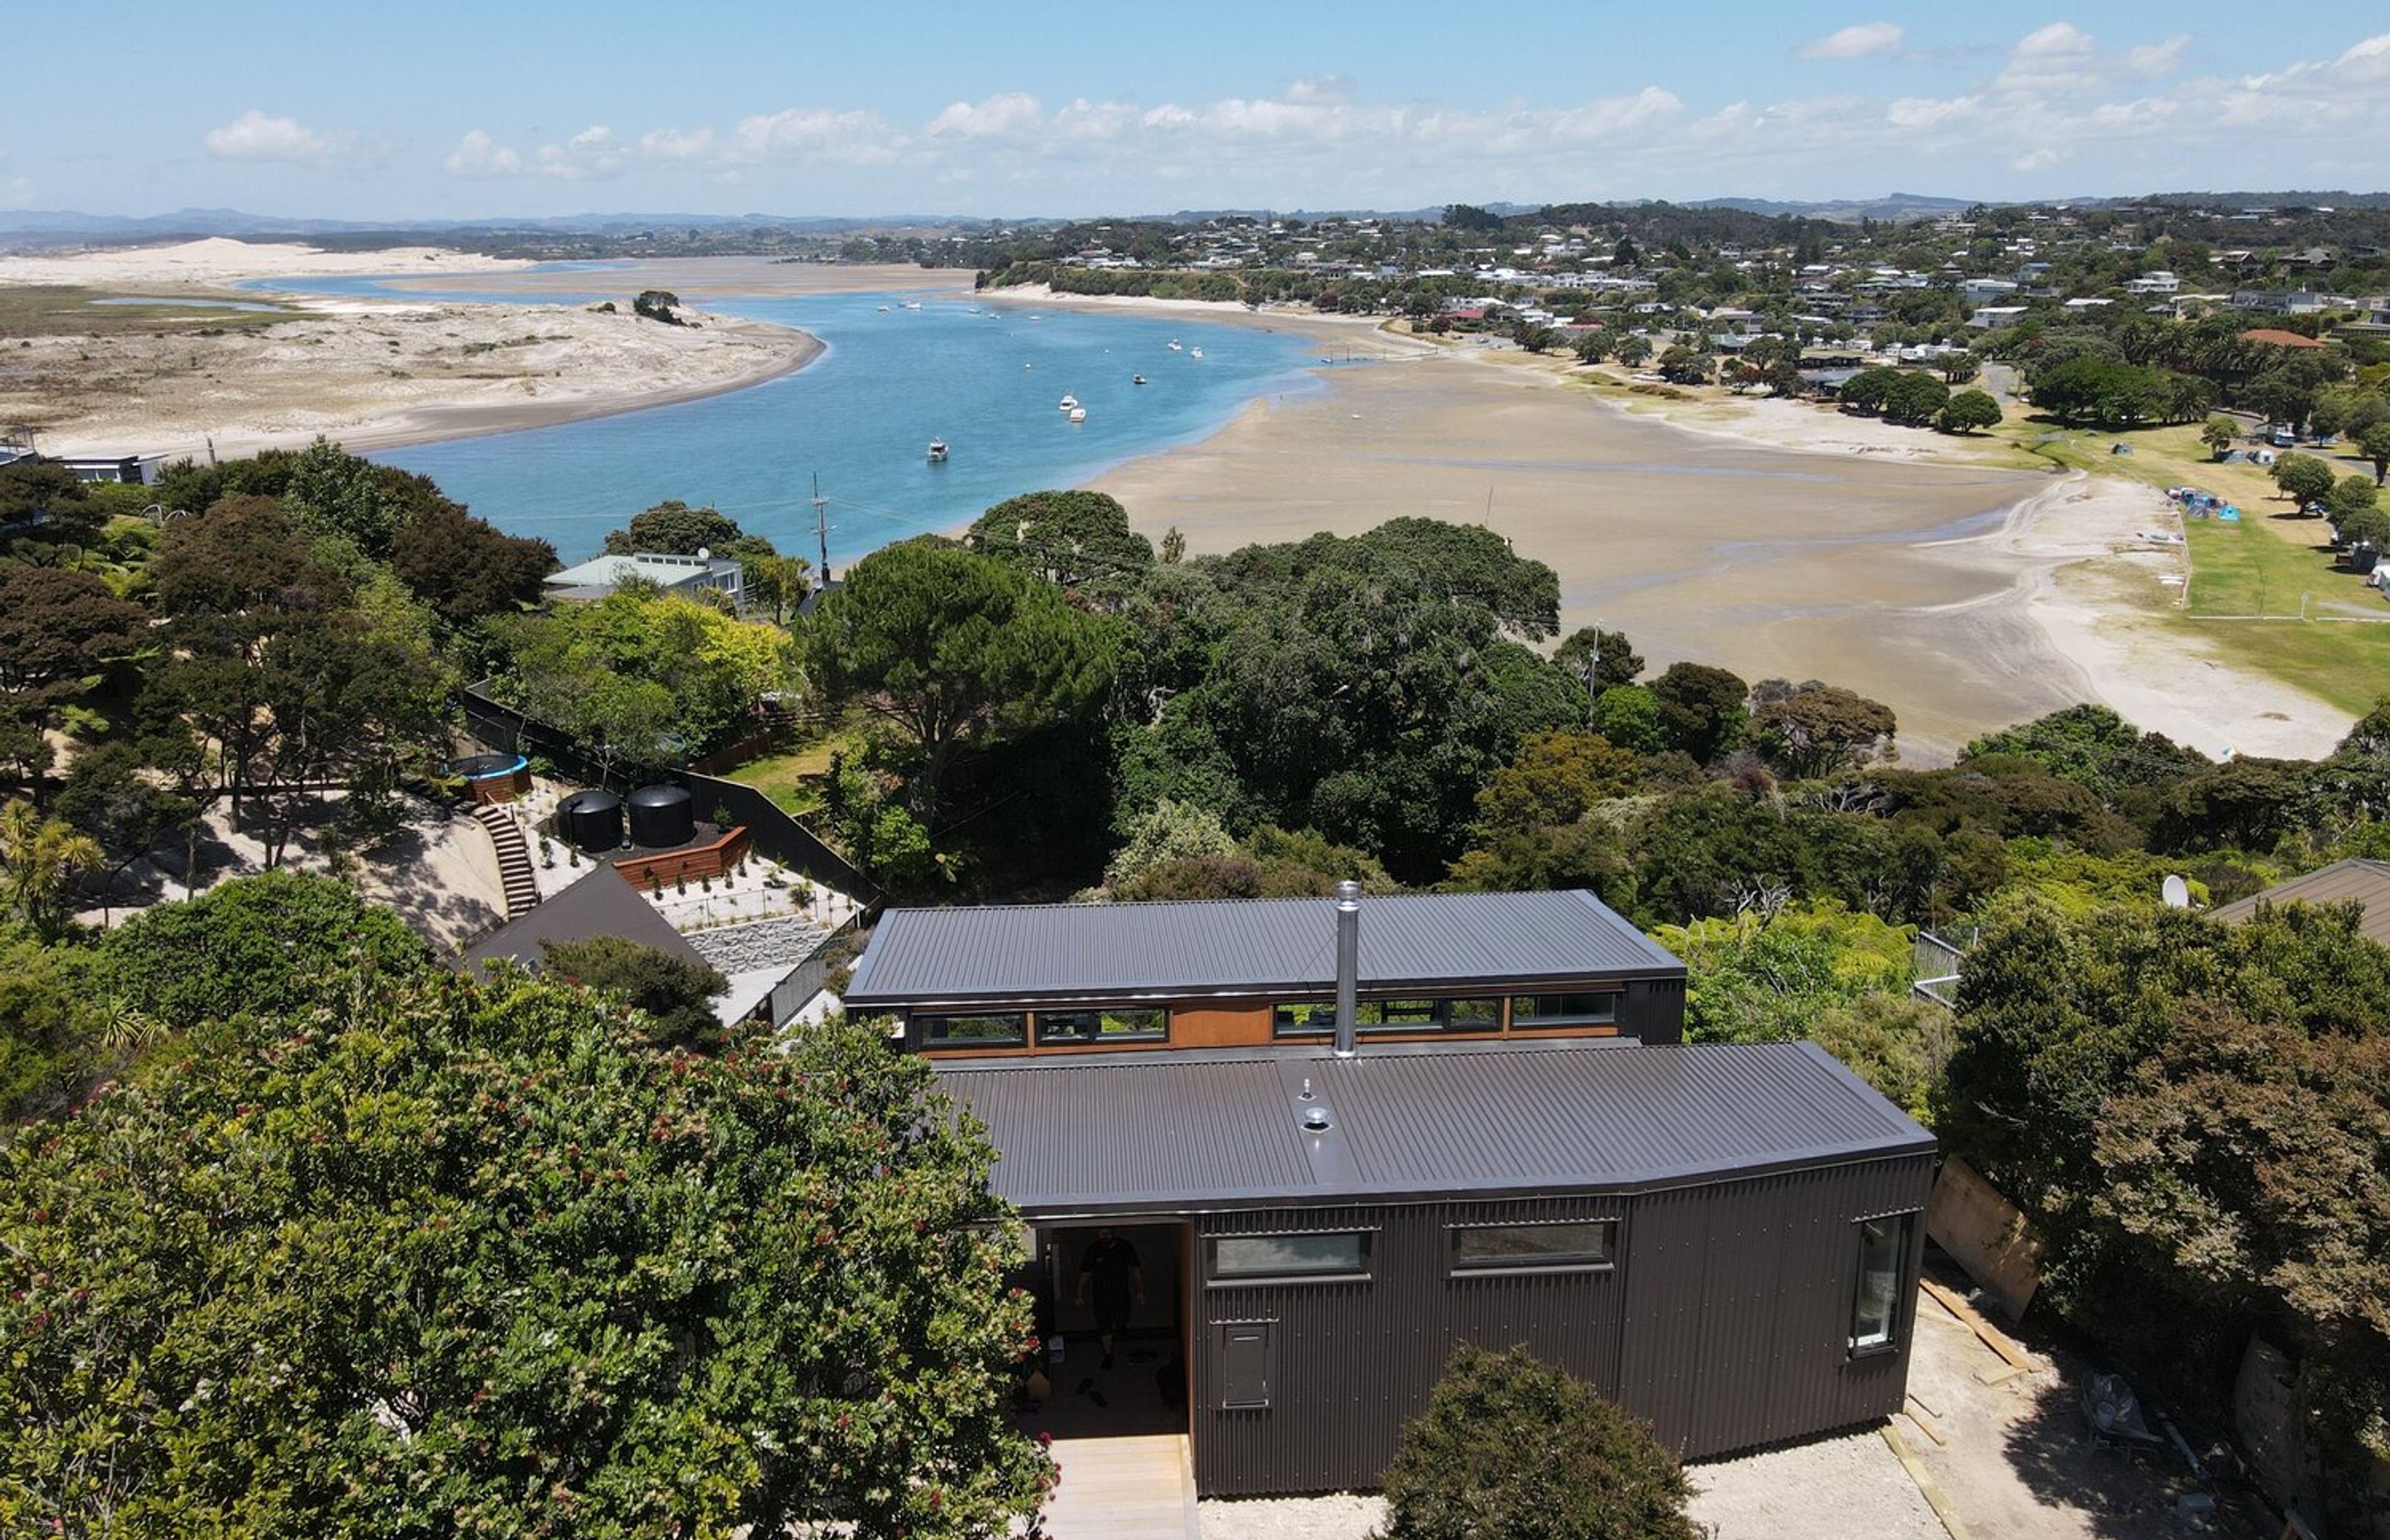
[1036, 1007, 1167, 1045]
[914, 1011, 1027, 1048]
[1450, 1220, 1618, 1274]
[1211, 1231, 1372, 1282]
[1271, 998, 1504, 1036]
[1850, 1213, 1915, 1354]
[1510, 992, 1619, 1028]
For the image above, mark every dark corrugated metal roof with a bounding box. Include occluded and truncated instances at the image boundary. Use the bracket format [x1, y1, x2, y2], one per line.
[2211, 857, 2390, 945]
[846, 889, 1680, 1007]
[934, 1040, 1931, 1216]
[456, 867, 710, 974]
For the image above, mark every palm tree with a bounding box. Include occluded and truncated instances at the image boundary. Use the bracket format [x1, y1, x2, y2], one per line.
[0, 798, 105, 941]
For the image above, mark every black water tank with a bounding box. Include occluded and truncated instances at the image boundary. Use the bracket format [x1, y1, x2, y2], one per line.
[557, 789, 624, 853]
[627, 783, 695, 849]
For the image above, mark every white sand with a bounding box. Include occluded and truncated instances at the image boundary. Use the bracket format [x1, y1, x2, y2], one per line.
[0, 236, 529, 286]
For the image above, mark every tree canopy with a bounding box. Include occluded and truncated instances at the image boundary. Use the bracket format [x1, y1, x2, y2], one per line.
[0, 982, 1049, 1538]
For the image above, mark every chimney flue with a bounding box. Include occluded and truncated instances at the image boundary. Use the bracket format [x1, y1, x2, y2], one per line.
[1332, 879, 1361, 1059]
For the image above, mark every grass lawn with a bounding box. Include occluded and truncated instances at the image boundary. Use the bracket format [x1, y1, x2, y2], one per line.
[1997, 417, 2390, 717]
[718, 724, 865, 816]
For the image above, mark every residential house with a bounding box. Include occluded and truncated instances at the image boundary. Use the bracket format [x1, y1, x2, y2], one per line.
[841, 888, 1933, 1496]
[543, 550, 746, 609]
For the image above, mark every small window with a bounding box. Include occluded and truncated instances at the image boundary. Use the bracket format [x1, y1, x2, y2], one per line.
[1036, 1007, 1167, 1045]
[1451, 1220, 1618, 1274]
[914, 1011, 1027, 1048]
[1212, 1231, 1372, 1282]
[1850, 1213, 1915, 1354]
[1271, 998, 1503, 1036]
[1510, 992, 1619, 1028]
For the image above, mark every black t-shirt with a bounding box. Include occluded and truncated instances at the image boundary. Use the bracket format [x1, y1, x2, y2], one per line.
[1080, 1236, 1141, 1299]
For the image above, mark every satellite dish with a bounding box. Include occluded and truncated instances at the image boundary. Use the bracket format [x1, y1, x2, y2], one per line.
[2161, 875, 2191, 909]
[695, 546, 711, 560]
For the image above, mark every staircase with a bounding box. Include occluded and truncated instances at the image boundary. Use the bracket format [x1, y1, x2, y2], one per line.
[471, 803, 542, 919]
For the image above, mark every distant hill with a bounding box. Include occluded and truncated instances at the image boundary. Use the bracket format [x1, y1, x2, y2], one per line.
[1680, 193, 1978, 223]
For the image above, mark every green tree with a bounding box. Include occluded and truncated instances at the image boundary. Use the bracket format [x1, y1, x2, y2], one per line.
[279, 436, 410, 558]
[1936, 388, 2002, 434]
[2328, 473, 2380, 523]
[2272, 451, 2338, 507]
[806, 541, 1118, 813]
[1515, 322, 1560, 355]
[965, 490, 1154, 597]
[1472, 731, 1640, 839]
[2201, 416, 2240, 459]
[632, 288, 685, 323]
[0, 932, 101, 1121]
[540, 935, 730, 1046]
[0, 459, 106, 548]
[1104, 797, 1237, 890]
[1613, 334, 1651, 368]
[1962, 704, 2209, 802]
[1554, 626, 1642, 691]
[1750, 681, 1897, 779]
[1649, 661, 1749, 764]
[2359, 420, 2390, 485]
[0, 799, 104, 941]
[1571, 330, 1612, 365]
[602, 499, 752, 557]
[1593, 685, 1667, 753]
[99, 870, 433, 1031]
[388, 500, 558, 624]
[1656, 344, 1710, 385]
[1881, 371, 1951, 427]
[0, 987, 1050, 1538]
[1380, 1343, 1697, 1540]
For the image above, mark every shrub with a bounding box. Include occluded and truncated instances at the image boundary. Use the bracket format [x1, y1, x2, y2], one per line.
[1379, 1343, 1697, 1540]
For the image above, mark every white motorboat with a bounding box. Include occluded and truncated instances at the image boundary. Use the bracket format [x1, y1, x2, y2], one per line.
[1168, 339, 1183, 352]
[1190, 346, 1204, 358]
[1132, 374, 1147, 385]
[1068, 406, 1088, 423]
[876, 305, 890, 313]
[926, 439, 949, 462]
[1058, 394, 1079, 412]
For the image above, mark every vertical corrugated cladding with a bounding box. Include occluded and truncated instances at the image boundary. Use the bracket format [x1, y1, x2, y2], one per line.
[1191, 1197, 1628, 1497]
[1616, 1153, 1935, 1459]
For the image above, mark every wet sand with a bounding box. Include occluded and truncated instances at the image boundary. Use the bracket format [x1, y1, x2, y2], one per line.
[1093, 354, 2095, 760]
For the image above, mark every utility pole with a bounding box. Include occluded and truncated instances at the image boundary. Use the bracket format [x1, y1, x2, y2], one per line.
[1582, 621, 1602, 727]
[812, 471, 830, 583]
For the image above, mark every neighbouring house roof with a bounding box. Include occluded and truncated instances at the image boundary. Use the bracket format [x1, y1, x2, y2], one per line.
[2239, 328, 2327, 349]
[2211, 857, 2390, 945]
[544, 552, 743, 591]
[934, 1038, 1933, 1216]
[843, 889, 1683, 1010]
[458, 866, 710, 976]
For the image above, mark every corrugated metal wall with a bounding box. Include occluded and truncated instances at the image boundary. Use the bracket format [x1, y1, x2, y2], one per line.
[1188, 1153, 1933, 1496]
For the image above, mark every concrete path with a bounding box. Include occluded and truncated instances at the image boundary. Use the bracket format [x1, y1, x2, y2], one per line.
[1045, 1434, 1199, 1540]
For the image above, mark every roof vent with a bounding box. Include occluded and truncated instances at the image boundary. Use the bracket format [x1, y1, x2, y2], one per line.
[1300, 1103, 1332, 1133]
[1298, 1077, 1315, 1101]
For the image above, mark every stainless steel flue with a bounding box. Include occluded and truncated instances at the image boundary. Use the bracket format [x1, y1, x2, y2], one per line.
[1332, 880, 1360, 1058]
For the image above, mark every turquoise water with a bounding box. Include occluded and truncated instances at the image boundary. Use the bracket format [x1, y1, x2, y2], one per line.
[268, 274, 1327, 563]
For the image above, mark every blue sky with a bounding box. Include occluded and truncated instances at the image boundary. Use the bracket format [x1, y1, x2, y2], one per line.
[7, 1, 2388, 218]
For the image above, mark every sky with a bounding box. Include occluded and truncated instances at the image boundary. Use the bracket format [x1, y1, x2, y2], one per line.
[6, 1, 2388, 220]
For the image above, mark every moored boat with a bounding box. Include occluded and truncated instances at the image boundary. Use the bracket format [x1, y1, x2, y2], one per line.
[926, 439, 949, 462]
[1068, 406, 1088, 423]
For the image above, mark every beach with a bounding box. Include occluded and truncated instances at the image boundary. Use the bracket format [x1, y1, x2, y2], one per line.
[1087, 336, 2349, 762]
[0, 242, 847, 460]
[2, 242, 2351, 758]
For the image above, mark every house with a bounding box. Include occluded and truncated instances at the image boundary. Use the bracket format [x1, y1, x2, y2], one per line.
[543, 550, 745, 608]
[1956, 277, 2018, 306]
[1969, 305, 2029, 329]
[841, 888, 1933, 1496]
[2212, 857, 2390, 943]
[2240, 328, 2328, 351]
[2124, 271, 2179, 296]
[56, 452, 167, 485]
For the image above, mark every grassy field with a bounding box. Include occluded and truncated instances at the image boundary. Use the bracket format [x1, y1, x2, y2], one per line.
[1998, 417, 2390, 716]
[718, 723, 864, 816]
[0, 285, 301, 336]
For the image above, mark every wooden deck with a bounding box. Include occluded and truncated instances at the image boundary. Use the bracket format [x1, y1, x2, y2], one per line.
[1041, 1434, 1197, 1540]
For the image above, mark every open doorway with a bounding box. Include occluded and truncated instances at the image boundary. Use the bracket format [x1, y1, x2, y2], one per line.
[1016, 1221, 1189, 1440]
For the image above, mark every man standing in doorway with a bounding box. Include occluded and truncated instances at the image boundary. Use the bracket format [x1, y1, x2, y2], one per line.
[1076, 1227, 1144, 1371]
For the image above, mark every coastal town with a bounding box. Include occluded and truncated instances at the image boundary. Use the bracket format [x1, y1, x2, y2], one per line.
[4, 9, 2390, 1540]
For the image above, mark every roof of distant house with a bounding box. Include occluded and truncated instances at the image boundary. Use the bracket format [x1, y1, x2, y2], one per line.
[2239, 328, 2327, 349]
[458, 865, 710, 976]
[935, 1038, 1932, 1214]
[2211, 857, 2390, 945]
[844, 888, 1681, 1009]
[544, 551, 743, 590]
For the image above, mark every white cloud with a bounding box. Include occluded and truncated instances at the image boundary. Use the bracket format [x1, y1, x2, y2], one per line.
[717, 107, 899, 166]
[443, 129, 521, 178]
[202, 109, 373, 169]
[2012, 146, 2066, 173]
[534, 124, 627, 180]
[926, 93, 1044, 140]
[638, 126, 715, 161]
[1888, 95, 1981, 129]
[1796, 22, 1905, 61]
